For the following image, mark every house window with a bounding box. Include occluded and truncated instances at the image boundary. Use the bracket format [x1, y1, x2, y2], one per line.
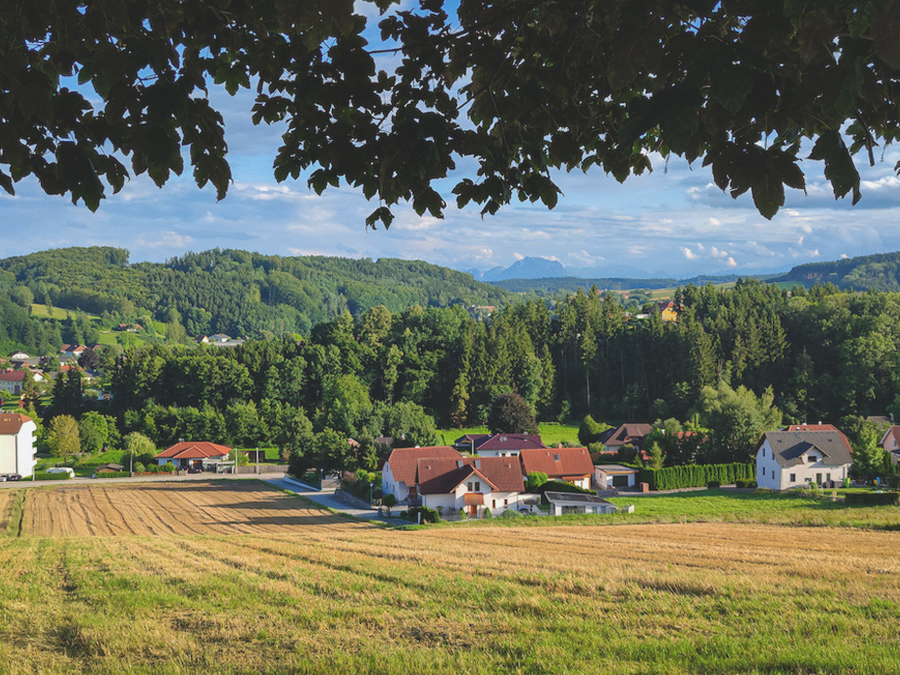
[554, 454, 560, 461]
[475, 481, 481, 492]
[808, 456, 816, 463]
[492, 499, 496, 509]
[790, 473, 796, 482]
[826, 473, 831, 481]
[504, 499, 508, 506]
[467, 482, 473, 492]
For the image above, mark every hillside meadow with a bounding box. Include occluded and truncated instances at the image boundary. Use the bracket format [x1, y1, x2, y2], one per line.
[1, 481, 899, 673]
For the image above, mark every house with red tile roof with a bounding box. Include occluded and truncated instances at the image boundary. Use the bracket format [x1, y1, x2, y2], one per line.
[453, 432, 546, 457]
[0, 413, 37, 478]
[381, 446, 462, 504]
[417, 456, 525, 517]
[155, 441, 231, 470]
[519, 447, 594, 490]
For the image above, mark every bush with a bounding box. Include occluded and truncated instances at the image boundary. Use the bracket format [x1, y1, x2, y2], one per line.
[422, 506, 440, 524]
[500, 509, 522, 519]
[134, 462, 146, 473]
[34, 472, 71, 480]
[707, 480, 721, 489]
[735, 479, 758, 489]
[482, 507, 492, 519]
[844, 492, 900, 506]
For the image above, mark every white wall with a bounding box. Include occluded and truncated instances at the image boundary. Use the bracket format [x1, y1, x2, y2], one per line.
[381, 462, 410, 502]
[475, 449, 520, 458]
[422, 484, 521, 515]
[0, 420, 37, 477]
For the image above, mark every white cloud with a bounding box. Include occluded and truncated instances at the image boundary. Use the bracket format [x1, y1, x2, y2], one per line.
[707, 217, 721, 226]
[711, 247, 728, 258]
[696, 242, 705, 251]
[681, 247, 698, 260]
[841, 253, 849, 259]
[513, 252, 524, 260]
[726, 257, 738, 268]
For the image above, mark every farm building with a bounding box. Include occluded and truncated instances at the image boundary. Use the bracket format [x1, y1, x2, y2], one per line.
[755, 430, 852, 490]
[0, 413, 37, 478]
[382, 446, 461, 504]
[519, 447, 594, 490]
[155, 442, 231, 470]
[416, 456, 525, 517]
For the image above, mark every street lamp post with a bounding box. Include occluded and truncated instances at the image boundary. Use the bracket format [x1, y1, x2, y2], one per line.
[369, 481, 374, 507]
[320, 468, 324, 491]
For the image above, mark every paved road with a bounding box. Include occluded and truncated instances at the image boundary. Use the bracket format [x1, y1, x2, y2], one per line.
[266, 477, 409, 526]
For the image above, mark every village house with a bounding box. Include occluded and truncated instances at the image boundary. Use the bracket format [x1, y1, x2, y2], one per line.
[519, 447, 594, 490]
[881, 425, 900, 466]
[59, 344, 87, 359]
[0, 370, 27, 397]
[599, 423, 654, 451]
[755, 430, 853, 490]
[417, 456, 525, 517]
[381, 446, 462, 504]
[454, 432, 546, 457]
[0, 413, 37, 478]
[155, 441, 231, 471]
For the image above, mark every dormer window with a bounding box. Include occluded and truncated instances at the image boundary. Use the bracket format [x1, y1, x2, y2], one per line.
[807, 455, 816, 463]
[554, 454, 560, 461]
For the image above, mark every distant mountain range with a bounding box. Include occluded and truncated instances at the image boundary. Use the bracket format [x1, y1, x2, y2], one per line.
[467, 250, 900, 294]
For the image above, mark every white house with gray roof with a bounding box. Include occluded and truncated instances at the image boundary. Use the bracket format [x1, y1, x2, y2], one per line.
[755, 430, 852, 490]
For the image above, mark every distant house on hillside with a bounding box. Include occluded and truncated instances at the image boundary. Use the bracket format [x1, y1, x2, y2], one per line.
[382, 446, 462, 504]
[8, 351, 30, 362]
[0, 370, 26, 396]
[155, 442, 231, 471]
[59, 344, 87, 358]
[657, 300, 678, 322]
[756, 430, 852, 490]
[599, 423, 654, 451]
[416, 456, 525, 517]
[454, 432, 546, 457]
[0, 413, 37, 478]
[519, 447, 594, 490]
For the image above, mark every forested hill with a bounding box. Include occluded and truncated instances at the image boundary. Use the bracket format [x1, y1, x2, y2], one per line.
[0, 247, 512, 337]
[777, 251, 900, 291]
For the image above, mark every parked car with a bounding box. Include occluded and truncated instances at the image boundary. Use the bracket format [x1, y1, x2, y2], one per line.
[2, 474, 22, 482]
[45, 467, 76, 478]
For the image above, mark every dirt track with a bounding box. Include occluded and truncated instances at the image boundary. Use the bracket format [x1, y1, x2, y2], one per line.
[21, 481, 365, 537]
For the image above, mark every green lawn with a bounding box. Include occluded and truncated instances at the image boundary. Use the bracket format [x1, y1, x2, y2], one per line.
[437, 422, 580, 448]
[30, 303, 100, 321]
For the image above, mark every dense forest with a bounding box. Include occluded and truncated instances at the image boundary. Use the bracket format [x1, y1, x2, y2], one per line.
[0, 247, 512, 348]
[776, 251, 900, 291]
[48, 282, 900, 450]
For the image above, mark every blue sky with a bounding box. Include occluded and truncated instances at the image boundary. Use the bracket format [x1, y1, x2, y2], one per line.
[3, 5, 900, 278]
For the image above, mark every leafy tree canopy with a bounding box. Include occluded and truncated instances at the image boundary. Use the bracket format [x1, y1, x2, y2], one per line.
[4, 1, 898, 222]
[488, 392, 538, 435]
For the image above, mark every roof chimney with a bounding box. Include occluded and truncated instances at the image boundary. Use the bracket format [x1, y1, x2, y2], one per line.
[474, 460, 481, 469]
[456, 460, 464, 468]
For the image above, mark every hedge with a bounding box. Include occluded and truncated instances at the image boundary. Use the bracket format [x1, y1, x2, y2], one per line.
[34, 472, 72, 480]
[95, 471, 130, 478]
[844, 492, 900, 506]
[639, 463, 756, 491]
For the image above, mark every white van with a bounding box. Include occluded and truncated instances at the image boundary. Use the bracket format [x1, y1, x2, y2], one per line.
[45, 467, 75, 478]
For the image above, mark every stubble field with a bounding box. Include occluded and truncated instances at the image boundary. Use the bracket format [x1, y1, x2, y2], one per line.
[1, 481, 899, 674]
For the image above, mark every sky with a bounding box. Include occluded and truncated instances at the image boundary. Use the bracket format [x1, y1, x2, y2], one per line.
[3, 7, 900, 279]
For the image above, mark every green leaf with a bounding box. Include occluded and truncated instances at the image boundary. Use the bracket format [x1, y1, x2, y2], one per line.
[809, 131, 861, 204]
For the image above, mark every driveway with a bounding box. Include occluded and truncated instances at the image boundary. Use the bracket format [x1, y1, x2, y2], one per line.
[266, 477, 409, 526]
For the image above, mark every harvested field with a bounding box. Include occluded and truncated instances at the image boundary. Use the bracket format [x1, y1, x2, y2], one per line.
[20, 481, 366, 537]
[3, 481, 900, 673]
[0, 489, 11, 531]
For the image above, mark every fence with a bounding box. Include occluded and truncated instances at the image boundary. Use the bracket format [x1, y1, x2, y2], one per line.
[236, 464, 288, 475]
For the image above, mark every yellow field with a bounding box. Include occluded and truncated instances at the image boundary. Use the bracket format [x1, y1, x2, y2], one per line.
[19, 481, 358, 537]
[2, 481, 899, 673]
